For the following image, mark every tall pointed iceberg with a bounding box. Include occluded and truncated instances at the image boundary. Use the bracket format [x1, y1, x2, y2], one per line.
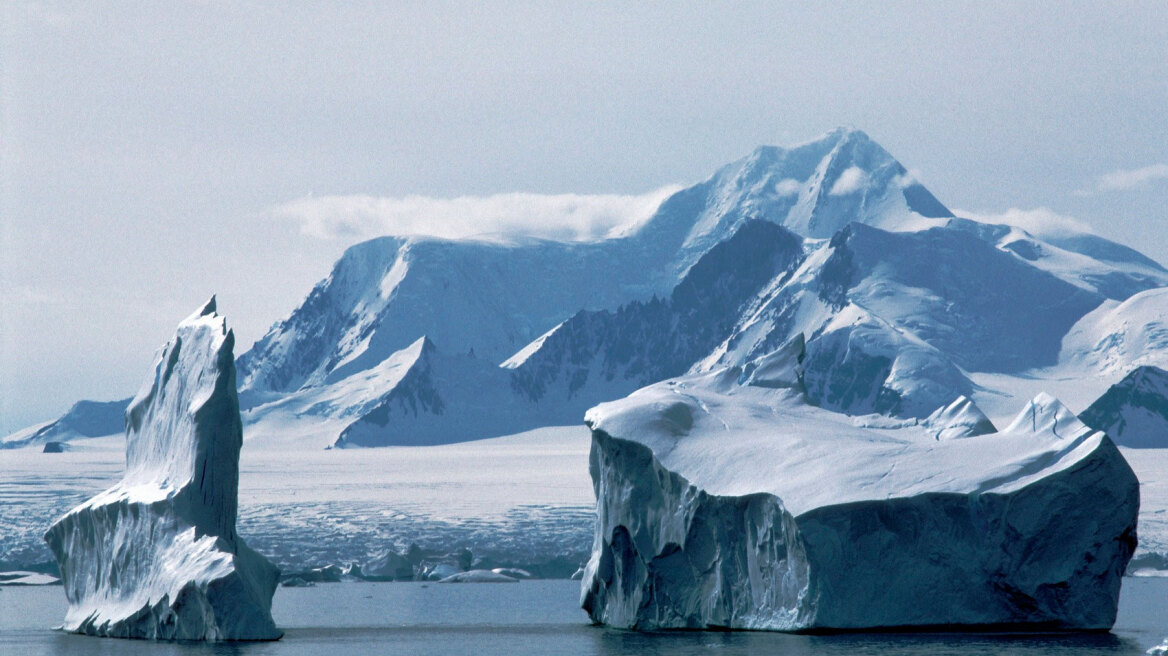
[44, 298, 281, 640]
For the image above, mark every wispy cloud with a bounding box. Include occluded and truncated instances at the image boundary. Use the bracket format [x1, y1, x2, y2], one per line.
[1076, 163, 1168, 195]
[828, 167, 868, 196]
[271, 187, 683, 244]
[892, 169, 921, 189]
[773, 178, 801, 197]
[955, 207, 1094, 238]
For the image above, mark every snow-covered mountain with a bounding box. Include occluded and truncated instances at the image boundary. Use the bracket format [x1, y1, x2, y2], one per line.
[332, 218, 804, 447]
[1060, 287, 1168, 375]
[11, 126, 1168, 586]
[236, 128, 950, 404]
[506, 220, 804, 406]
[226, 128, 980, 446]
[1, 398, 129, 449]
[10, 127, 1168, 451]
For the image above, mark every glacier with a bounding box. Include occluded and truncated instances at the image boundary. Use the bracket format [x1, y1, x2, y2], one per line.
[43, 298, 281, 641]
[581, 359, 1139, 631]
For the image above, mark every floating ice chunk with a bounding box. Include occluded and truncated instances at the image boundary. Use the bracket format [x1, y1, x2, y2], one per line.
[0, 571, 60, 586]
[438, 569, 518, 583]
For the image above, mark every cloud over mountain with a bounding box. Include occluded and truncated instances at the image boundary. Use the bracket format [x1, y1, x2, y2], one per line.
[272, 187, 682, 244]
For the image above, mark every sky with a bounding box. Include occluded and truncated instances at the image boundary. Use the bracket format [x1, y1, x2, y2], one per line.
[2, 1, 1167, 434]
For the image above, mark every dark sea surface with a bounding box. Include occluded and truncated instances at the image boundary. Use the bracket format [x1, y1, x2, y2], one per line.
[3, 578, 1167, 655]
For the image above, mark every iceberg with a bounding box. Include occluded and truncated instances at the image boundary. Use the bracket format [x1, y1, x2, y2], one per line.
[580, 362, 1138, 631]
[43, 298, 281, 641]
[923, 395, 996, 440]
[437, 569, 518, 583]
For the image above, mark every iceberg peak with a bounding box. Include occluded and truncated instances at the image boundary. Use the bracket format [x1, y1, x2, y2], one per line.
[924, 395, 996, 440]
[1004, 392, 1089, 438]
[193, 294, 218, 319]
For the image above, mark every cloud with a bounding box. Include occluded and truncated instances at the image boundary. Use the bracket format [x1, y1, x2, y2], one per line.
[954, 207, 1094, 238]
[773, 178, 802, 197]
[828, 166, 868, 196]
[1076, 163, 1168, 195]
[892, 169, 921, 189]
[272, 186, 683, 244]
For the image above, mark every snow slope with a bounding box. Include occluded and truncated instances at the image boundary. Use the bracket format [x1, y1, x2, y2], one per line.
[1061, 287, 1168, 376]
[44, 299, 281, 641]
[1, 426, 594, 581]
[507, 220, 804, 410]
[262, 217, 806, 448]
[581, 366, 1138, 630]
[1, 398, 129, 449]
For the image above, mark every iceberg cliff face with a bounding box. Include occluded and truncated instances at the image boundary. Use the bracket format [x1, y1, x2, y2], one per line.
[44, 298, 281, 641]
[581, 367, 1138, 631]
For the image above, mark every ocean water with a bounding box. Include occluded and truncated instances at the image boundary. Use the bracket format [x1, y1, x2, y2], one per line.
[3, 578, 1167, 655]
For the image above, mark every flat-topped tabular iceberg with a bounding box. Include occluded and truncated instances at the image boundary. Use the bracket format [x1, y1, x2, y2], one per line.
[580, 362, 1139, 631]
[44, 298, 281, 641]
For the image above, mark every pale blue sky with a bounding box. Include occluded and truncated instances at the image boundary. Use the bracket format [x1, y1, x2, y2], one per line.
[3, 1, 1167, 432]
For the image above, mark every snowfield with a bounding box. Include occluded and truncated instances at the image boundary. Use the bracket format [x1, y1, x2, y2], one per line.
[9, 422, 1168, 583]
[1, 426, 595, 578]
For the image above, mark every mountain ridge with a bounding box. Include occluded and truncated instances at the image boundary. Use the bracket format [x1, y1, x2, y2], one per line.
[8, 128, 1168, 452]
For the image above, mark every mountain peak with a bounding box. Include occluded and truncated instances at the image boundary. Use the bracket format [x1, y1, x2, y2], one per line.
[665, 128, 952, 257]
[189, 294, 217, 321]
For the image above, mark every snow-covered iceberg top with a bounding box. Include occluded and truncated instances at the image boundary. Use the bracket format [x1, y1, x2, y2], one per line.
[586, 372, 1108, 518]
[581, 364, 1138, 631]
[44, 298, 281, 641]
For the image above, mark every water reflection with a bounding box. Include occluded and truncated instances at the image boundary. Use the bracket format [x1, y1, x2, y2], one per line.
[588, 626, 1137, 656]
[14, 623, 1149, 656]
[5, 579, 1162, 656]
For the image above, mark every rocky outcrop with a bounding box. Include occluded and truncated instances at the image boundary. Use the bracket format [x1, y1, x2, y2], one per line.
[1080, 366, 1168, 448]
